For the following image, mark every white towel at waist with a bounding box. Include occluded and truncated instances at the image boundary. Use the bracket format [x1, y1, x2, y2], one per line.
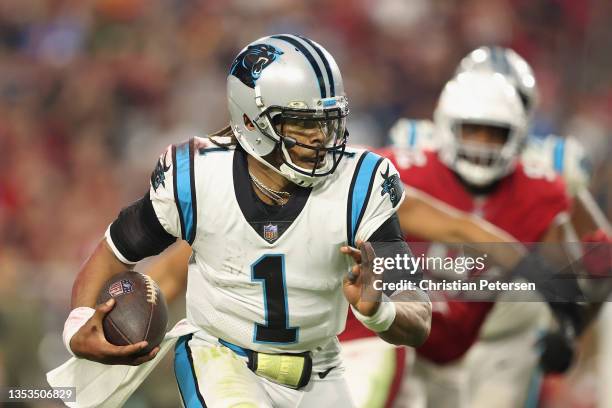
[46, 319, 199, 408]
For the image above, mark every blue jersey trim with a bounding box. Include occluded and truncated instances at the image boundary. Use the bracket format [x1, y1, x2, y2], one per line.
[524, 366, 542, 408]
[408, 120, 417, 147]
[553, 138, 566, 173]
[174, 334, 207, 407]
[174, 140, 197, 244]
[218, 339, 248, 357]
[347, 152, 384, 247]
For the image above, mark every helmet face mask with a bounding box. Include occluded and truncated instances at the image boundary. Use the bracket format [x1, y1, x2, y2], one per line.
[254, 102, 349, 178]
[451, 121, 520, 186]
[455, 122, 509, 165]
[227, 34, 349, 187]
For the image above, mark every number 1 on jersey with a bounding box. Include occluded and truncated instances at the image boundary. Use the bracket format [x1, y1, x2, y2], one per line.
[251, 254, 299, 344]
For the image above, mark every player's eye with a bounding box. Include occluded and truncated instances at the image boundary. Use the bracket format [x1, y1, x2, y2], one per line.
[284, 118, 316, 129]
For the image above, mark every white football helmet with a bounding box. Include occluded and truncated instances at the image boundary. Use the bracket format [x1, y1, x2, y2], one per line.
[435, 71, 528, 187]
[455, 46, 538, 117]
[227, 34, 349, 187]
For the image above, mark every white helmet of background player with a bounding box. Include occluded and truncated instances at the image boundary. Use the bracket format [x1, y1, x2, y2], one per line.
[456, 46, 538, 117]
[435, 71, 528, 187]
[227, 34, 349, 187]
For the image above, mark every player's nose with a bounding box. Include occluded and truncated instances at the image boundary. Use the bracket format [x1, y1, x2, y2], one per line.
[463, 127, 498, 146]
[467, 129, 488, 142]
[304, 126, 326, 146]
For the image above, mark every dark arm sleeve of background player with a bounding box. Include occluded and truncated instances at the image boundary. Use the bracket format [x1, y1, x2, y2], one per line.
[109, 192, 176, 263]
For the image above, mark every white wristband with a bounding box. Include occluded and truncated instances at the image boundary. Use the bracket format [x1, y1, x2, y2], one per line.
[63, 307, 95, 357]
[351, 301, 397, 333]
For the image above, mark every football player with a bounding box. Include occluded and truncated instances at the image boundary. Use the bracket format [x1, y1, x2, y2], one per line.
[384, 43, 605, 406]
[387, 70, 575, 408]
[390, 46, 610, 238]
[387, 50, 610, 401]
[61, 35, 432, 408]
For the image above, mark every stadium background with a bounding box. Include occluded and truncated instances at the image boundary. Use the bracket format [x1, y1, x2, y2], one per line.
[0, 0, 610, 407]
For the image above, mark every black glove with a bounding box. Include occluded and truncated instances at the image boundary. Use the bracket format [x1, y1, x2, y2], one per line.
[514, 252, 586, 373]
[538, 329, 575, 374]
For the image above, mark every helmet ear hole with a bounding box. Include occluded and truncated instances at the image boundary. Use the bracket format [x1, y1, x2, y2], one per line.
[243, 114, 256, 130]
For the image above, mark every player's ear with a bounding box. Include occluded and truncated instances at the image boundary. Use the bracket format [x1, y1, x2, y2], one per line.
[243, 114, 255, 130]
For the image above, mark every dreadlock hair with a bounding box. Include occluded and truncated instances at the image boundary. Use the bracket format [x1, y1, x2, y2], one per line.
[207, 124, 238, 148]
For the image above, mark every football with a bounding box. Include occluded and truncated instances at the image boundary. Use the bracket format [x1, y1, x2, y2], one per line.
[96, 271, 168, 354]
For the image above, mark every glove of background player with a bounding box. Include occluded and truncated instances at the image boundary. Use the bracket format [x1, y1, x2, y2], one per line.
[537, 313, 577, 374]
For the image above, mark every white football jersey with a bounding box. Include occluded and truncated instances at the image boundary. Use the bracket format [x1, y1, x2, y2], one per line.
[388, 118, 438, 151]
[111, 137, 404, 358]
[388, 118, 592, 195]
[521, 134, 592, 196]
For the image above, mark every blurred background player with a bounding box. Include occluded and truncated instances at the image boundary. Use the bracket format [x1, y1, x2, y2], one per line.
[389, 46, 611, 239]
[375, 47, 610, 408]
[384, 70, 576, 408]
[389, 44, 611, 359]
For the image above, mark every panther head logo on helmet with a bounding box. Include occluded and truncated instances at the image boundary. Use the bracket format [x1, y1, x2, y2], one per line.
[229, 44, 284, 88]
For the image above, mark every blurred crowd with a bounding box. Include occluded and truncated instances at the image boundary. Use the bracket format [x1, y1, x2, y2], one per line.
[0, 0, 611, 406]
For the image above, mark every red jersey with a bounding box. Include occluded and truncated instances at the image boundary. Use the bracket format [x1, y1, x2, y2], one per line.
[389, 149, 570, 242]
[340, 148, 570, 363]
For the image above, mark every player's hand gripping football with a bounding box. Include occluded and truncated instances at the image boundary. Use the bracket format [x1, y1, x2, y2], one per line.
[70, 298, 160, 366]
[341, 240, 382, 317]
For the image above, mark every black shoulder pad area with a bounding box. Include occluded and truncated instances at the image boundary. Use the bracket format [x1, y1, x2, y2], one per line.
[109, 192, 176, 263]
[368, 213, 404, 243]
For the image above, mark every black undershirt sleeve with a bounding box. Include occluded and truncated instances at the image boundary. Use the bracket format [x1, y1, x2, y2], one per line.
[366, 213, 425, 297]
[368, 213, 404, 243]
[109, 192, 176, 263]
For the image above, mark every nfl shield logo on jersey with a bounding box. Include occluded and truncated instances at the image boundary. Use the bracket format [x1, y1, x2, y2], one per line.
[263, 223, 279, 242]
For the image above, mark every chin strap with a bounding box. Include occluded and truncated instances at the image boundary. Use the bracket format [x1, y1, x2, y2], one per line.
[278, 163, 323, 188]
